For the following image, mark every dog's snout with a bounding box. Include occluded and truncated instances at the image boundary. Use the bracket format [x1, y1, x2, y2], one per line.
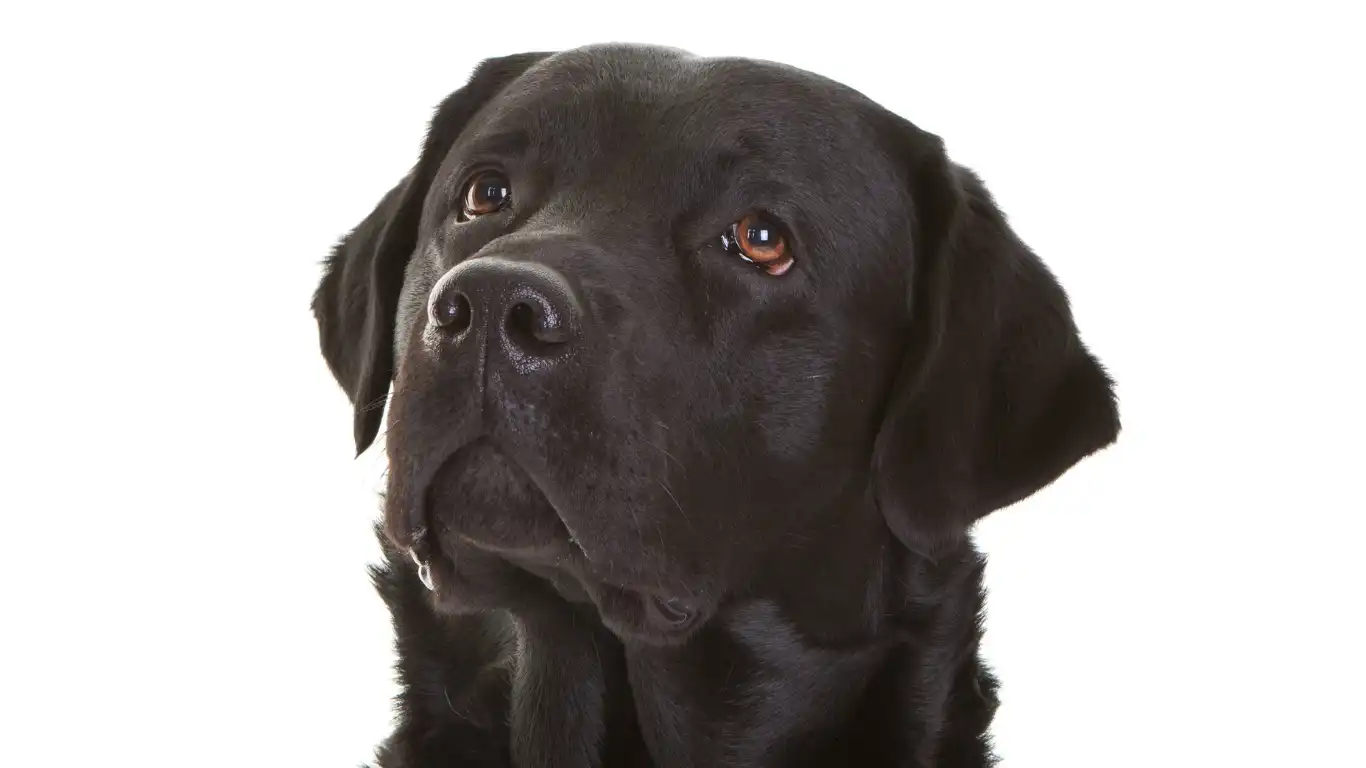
[428, 257, 582, 357]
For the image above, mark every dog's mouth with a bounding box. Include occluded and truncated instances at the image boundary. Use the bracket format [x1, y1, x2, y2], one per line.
[397, 438, 712, 645]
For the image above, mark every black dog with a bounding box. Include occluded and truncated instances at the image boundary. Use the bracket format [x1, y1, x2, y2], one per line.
[312, 44, 1119, 767]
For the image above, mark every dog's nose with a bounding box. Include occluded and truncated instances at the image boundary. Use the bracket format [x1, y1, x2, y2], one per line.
[428, 257, 581, 355]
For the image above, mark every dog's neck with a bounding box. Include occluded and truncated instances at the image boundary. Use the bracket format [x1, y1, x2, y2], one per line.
[506, 528, 997, 768]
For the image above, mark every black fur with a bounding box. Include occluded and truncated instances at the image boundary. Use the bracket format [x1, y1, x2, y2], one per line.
[312, 44, 1119, 767]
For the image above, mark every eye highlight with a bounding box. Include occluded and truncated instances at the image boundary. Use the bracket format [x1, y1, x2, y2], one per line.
[460, 170, 511, 219]
[722, 214, 794, 276]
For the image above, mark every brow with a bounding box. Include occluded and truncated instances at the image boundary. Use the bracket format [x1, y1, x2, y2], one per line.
[462, 127, 533, 159]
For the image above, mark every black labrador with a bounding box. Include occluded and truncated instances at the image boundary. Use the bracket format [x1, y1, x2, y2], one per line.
[312, 44, 1119, 768]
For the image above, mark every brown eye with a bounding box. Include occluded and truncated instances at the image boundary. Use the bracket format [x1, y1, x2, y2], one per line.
[460, 170, 511, 219]
[723, 214, 794, 276]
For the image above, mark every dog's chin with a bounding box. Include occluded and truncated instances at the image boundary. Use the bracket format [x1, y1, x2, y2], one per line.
[417, 440, 716, 646]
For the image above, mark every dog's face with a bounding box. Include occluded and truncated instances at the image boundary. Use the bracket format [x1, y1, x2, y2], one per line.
[314, 46, 1119, 646]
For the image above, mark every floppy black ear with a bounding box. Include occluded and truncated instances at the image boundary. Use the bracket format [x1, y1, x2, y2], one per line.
[870, 122, 1120, 556]
[311, 52, 551, 455]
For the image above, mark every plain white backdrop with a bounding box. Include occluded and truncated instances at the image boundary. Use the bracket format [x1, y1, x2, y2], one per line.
[2, 2, 1362, 766]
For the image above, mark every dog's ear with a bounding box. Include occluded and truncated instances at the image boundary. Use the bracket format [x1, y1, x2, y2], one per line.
[870, 120, 1120, 556]
[311, 52, 551, 455]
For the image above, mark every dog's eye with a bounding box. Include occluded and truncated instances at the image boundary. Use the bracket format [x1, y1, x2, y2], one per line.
[721, 214, 794, 276]
[460, 171, 511, 219]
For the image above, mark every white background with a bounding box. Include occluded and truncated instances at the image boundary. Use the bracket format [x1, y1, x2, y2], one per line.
[2, 2, 1362, 766]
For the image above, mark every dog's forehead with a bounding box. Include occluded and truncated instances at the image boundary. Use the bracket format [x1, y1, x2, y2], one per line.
[470, 46, 883, 167]
[424, 46, 914, 273]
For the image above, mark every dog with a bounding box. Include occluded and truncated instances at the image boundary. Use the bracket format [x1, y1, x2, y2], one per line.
[311, 44, 1119, 767]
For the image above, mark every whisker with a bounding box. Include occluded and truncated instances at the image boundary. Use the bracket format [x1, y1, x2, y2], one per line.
[358, 392, 393, 414]
[658, 479, 689, 523]
[641, 437, 683, 469]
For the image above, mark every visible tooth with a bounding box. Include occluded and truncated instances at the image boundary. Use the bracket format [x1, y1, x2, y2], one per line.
[407, 547, 435, 591]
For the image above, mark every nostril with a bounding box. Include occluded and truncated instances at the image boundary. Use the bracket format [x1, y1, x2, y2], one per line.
[432, 293, 473, 334]
[505, 297, 572, 350]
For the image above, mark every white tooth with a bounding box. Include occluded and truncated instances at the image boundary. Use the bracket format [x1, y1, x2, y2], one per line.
[408, 547, 435, 591]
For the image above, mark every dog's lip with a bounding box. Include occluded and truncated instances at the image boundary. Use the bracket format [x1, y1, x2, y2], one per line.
[389, 437, 714, 641]
[383, 433, 481, 553]
[385, 430, 574, 560]
[456, 531, 585, 565]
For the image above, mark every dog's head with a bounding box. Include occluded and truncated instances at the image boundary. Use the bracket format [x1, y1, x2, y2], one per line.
[313, 45, 1118, 646]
